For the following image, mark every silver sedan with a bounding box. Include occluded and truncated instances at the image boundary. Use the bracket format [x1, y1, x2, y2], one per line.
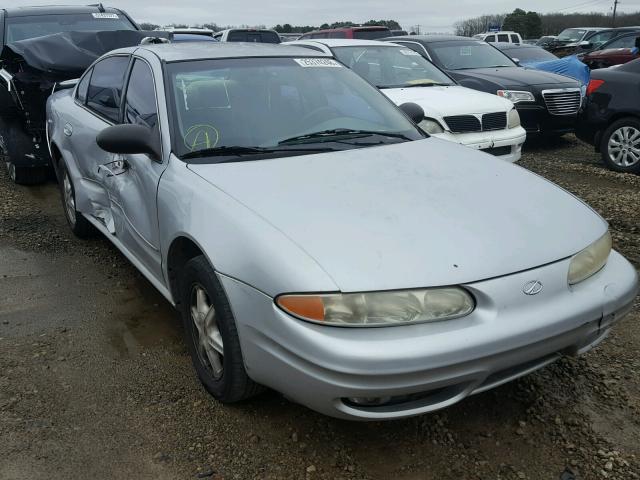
[46, 42, 638, 420]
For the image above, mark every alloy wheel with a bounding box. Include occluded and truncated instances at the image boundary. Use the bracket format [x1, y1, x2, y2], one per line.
[190, 284, 224, 379]
[608, 126, 640, 167]
[63, 171, 77, 226]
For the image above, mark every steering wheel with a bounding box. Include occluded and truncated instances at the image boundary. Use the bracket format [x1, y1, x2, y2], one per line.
[300, 106, 340, 126]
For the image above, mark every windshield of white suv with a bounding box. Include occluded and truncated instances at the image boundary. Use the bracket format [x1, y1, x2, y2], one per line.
[557, 29, 587, 43]
[332, 45, 454, 89]
[5, 13, 137, 43]
[166, 57, 425, 162]
[428, 41, 516, 70]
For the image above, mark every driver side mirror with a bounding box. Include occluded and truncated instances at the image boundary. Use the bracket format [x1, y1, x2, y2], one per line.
[96, 124, 161, 159]
[399, 102, 425, 124]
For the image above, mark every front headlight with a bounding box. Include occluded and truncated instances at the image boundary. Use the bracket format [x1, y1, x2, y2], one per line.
[568, 231, 612, 285]
[507, 108, 521, 128]
[418, 118, 445, 135]
[276, 288, 475, 327]
[497, 90, 535, 103]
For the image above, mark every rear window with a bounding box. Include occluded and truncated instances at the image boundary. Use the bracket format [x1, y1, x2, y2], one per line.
[5, 12, 137, 43]
[510, 34, 520, 44]
[227, 30, 280, 43]
[353, 29, 391, 40]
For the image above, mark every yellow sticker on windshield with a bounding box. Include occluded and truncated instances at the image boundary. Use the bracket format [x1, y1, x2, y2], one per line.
[184, 125, 220, 151]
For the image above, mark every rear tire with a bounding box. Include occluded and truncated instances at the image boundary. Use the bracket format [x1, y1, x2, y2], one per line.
[600, 117, 640, 174]
[0, 118, 47, 185]
[58, 161, 94, 238]
[180, 255, 263, 403]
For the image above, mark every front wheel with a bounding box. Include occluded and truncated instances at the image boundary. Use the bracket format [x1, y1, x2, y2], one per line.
[0, 120, 47, 185]
[600, 117, 640, 174]
[180, 255, 263, 403]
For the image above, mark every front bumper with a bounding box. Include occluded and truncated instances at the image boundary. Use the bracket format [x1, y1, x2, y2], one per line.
[517, 104, 578, 135]
[221, 251, 638, 420]
[431, 126, 526, 163]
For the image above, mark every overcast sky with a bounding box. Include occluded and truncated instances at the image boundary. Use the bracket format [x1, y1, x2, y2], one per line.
[5, 0, 640, 31]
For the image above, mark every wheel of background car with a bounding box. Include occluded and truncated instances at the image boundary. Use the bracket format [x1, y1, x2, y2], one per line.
[300, 106, 341, 126]
[58, 161, 94, 238]
[180, 255, 263, 403]
[600, 117, 640, 174]
[0, 120, 47, 185]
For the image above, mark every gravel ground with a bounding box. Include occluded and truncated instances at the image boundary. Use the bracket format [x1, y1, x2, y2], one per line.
[0, 136, 638, 480]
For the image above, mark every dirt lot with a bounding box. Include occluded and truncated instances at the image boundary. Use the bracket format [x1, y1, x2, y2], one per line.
[1, 135, 639, 480]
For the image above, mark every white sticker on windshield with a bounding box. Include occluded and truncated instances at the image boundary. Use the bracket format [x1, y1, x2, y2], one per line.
[92, 13, 119, 19]
[294, 58, 342, 68]
[399, 49, 420, 56]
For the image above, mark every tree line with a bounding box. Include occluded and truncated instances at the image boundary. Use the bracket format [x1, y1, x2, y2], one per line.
[138, 19, 402, 33]
[454, 9, 640, 38]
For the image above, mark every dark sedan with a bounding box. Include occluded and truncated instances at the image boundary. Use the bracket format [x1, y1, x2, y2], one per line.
[576, 59, 640, 174]
[580, 33, 640, 69]
[383, 35, 583, 136]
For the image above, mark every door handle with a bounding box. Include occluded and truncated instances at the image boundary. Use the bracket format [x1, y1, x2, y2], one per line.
[98, 158, 130, 177]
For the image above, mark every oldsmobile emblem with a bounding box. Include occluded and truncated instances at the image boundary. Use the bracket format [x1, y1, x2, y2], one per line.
[523, 280, 543, 296]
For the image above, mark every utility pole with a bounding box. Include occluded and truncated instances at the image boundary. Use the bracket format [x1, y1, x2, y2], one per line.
[612, 0, 619, 27]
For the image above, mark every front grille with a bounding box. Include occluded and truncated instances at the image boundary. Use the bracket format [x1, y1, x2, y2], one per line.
[444, 112, 507, 133]
[444, 115, 481, 133]
[482, 112, 507, 130]
[542, 89, 582, 116]
[481, 146, 511, 156]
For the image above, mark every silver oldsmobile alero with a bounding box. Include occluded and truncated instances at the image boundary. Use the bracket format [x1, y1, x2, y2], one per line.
[46, 42, 638, 420]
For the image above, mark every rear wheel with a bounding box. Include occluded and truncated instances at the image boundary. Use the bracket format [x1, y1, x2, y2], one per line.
[0, 119, 47, 185]
[180, 255, 263, 403]
[600, 117, 640, 174]
[58, 161, 93, 238]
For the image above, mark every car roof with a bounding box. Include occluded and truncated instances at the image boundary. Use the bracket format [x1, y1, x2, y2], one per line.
[295, 38, 399, 48]
[2, 5, 123, 17]
[217, 28, 278, 34]
[494, 43, 538, 50]
[384, 35, 474, 43]
[128, 42, 332, 62]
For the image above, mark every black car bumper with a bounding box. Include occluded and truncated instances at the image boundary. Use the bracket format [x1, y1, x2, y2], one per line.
[516, 104, 578, 135]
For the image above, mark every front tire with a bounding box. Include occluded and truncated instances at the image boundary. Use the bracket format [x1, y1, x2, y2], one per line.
[0, 119, 47, 185]
[600, 117, 640, 174]
[58, 161, 93, 238]
[180, 255, 262, 403]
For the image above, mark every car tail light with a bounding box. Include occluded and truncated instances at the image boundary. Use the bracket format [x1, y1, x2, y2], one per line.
[586, 79, 605, 96]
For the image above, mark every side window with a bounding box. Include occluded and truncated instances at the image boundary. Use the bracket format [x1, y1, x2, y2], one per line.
[124, 59, 158, 130]
[510, 34, 520, 44]
[608, 36, 635, 49]
[485, 35, 496, 42]
[396, 42, 429, 57]
[498, 34, 509, 42]
[76, 68, 92, 104]
[328, 31, 346, 38]
[86, 56, 130, 122]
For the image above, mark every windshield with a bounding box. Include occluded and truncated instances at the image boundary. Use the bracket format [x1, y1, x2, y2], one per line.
[227, 30, 281, 43]
[507, 47, 557, 62]
[332, 45, 453, 88]
[428, 41, 515, 70]
[5, 13, 137, 43]
[166, 57, 424, 161]
[557, 29, 587, 42]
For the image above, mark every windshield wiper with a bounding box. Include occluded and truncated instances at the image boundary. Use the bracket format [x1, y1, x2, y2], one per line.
[278, 129, 413, 145]
[181, 145, 333, 160]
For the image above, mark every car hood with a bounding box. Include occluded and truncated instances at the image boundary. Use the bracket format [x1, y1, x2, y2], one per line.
[453, 66, 580, 88]
[381, 85, 513, 117]
[188, 139, 606, 292]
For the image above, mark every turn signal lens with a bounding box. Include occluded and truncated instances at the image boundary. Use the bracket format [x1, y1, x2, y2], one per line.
[276, 288, 475, 327]
[568, 231, 612, 285]
[586, 79, 605, 96]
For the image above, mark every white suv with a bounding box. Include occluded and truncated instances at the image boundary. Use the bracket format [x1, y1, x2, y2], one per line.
[290, 39, 527, 162]
[474, 31, 523, 44]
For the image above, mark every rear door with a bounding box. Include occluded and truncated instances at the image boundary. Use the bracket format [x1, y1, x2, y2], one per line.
[67, 54, 130, 231]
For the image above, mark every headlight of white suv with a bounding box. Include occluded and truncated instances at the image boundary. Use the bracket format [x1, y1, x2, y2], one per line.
[568, 231, 612, 285]
[508, 109, 521, 128]
[276, 288, 475, 327]
[497, 90, 535, 103]
[418, 118, 445, 135]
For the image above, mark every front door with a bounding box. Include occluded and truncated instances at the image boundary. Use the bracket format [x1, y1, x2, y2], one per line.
[99, 58, 167, 280]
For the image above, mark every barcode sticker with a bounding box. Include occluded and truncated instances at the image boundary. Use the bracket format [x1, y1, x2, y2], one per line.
[92, 13, 119, 19]
[294, 58, 342, 68]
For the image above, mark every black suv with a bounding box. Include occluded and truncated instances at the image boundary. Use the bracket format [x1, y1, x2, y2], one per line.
[0, 4, 139, 184]
[383, 35, 584, 137]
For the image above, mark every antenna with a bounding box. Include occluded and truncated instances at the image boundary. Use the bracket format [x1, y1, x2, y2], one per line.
[612, 0, 619, 27]
[88, 3, 106, 13]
